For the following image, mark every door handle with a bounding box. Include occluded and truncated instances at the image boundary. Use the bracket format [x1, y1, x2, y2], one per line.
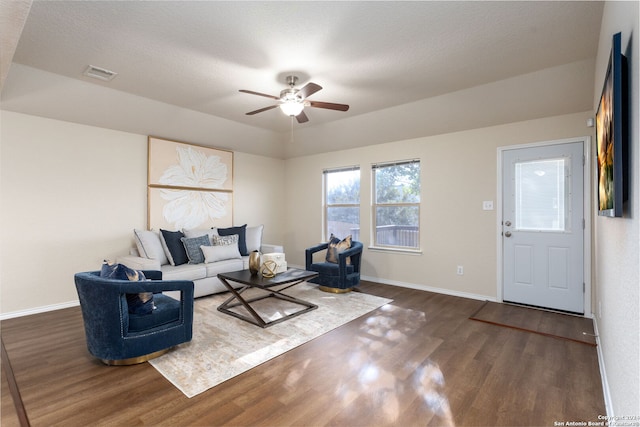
[504, 231, 512, 237]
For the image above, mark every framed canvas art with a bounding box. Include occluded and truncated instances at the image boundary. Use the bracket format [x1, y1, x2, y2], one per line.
[148, 137, 233, 230]
[595, 32, 628, 217]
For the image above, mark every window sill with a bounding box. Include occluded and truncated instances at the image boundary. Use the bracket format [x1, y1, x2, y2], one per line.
[367, 246, 423, 255]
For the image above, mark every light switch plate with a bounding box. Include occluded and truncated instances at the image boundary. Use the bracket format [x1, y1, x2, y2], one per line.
[483, 201, 494, 210]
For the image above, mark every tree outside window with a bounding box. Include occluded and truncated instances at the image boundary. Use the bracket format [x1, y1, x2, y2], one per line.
[372, 160, 420, 249]
[324, 167, 360, 240]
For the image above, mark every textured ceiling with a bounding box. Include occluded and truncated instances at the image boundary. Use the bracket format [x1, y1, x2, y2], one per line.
[7, 1, 603, 135]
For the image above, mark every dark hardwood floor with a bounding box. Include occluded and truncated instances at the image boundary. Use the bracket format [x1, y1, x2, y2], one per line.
[1, 282, 605, 426]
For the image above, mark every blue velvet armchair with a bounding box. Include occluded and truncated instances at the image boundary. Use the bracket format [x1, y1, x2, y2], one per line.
[305, 241, 363, 292]
[74, 270, 194, 365]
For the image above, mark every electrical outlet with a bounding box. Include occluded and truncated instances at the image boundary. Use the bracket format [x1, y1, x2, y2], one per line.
[456, 265, 464, 275]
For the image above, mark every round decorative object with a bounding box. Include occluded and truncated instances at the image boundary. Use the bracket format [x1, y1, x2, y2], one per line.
[261, 260, 277, 278]
[249, 250, 261, 275]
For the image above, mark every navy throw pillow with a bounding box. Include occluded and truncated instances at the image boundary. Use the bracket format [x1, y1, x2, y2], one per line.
[160, 229, 189, 266]
[100, 261, 154, 315]
[217, 224, 248, 255]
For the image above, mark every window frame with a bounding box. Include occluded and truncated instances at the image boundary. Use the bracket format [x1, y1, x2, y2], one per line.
[323, 166, 361, 241]
[371, 159, 421, 252]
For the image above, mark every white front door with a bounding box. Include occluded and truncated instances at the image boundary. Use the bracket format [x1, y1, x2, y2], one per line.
[502, 141, 585, 313]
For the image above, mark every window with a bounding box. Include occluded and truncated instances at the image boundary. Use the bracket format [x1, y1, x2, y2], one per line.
[515, 158, 569, 231]
[324, 167, 360, 240]
[372, 160, 420, 249]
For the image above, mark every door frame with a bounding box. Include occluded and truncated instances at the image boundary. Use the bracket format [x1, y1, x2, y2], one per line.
[496, 136, 592, 317]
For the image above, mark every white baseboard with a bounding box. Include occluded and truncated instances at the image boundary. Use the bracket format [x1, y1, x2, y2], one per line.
[0, 300, 79, 320]
[360, 274, 497, 302]
[289, 263, 496, 302]
[592, 317, 614, 418]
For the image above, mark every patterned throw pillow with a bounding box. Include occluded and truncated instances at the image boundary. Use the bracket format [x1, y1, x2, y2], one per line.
[100, 261, 154, 315]
[217, 224, 248, 255]
[212, 234, 238, 246]
[181, 235, 211, 264]
[325, 234, 352, 265]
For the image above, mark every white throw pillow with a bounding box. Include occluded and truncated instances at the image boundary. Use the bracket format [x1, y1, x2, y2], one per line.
[133, 229, 168, 265]
[201, 244, 241, 263]
[245, 225, 264, 253]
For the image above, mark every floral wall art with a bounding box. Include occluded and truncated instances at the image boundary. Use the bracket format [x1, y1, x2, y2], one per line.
[148, 137, 233, 230]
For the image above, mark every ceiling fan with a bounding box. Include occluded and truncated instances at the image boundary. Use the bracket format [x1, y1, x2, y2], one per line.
[239, 75, 349, 123]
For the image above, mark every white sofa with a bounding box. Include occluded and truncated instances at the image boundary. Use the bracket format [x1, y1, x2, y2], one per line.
[117, 225, 282, 298]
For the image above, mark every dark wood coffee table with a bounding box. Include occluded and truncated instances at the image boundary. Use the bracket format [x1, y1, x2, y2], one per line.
[217, 268, 319, 328]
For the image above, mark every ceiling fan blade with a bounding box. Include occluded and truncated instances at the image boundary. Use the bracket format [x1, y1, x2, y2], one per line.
[309, 101, 350, 112]
[246, 105, 278, 115]
[296, 110, 309, 123]
[239, 89, 280, 100]
[297, 82, 322, 99]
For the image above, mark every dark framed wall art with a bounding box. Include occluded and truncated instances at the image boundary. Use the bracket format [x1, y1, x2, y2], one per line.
[595, 32, 628, 218]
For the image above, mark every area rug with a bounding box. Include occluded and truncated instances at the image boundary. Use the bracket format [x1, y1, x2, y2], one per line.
[469, 301, 596, 346]
[150, 283, 392, 398]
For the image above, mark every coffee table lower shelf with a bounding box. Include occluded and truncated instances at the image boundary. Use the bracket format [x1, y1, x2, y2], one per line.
[217, 269, 319, 328]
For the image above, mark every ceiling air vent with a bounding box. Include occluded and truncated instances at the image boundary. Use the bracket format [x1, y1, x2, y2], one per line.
[82, 65, 118, 81]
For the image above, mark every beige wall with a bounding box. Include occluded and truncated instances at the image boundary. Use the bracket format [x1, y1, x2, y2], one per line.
[1, 112, 147, 314]
[0, 111, 286, 316]
[233, 151, 286, 245]
[284, 111, 593, 300]
[1, 108, 594, 315]
[593, 1, 639, 417]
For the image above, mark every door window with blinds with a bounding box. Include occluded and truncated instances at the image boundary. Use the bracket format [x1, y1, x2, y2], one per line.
[324, 167, 360, 240]
[372, 160, 421, 249]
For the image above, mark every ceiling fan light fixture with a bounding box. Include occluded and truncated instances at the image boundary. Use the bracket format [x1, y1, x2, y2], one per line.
[279, 101, 305, 117]
[240, 75, 349, 122]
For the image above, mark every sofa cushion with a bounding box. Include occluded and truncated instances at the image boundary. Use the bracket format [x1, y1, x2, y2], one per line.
[217, 224, 248, 255]
[202, 242, 241, 263]
[245, 225, 264, 253]
[161, 263, 207, 281]
[326, 234, 352, 265]
[134, 229, 168, 265]
[160, 229, 188, 266]
[181, 235, 210, 264]
[100, 261, 154, 315]
[128, 294, 180, 333]
[205, 258, 244, 277]
[308, 261, 355, 276]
